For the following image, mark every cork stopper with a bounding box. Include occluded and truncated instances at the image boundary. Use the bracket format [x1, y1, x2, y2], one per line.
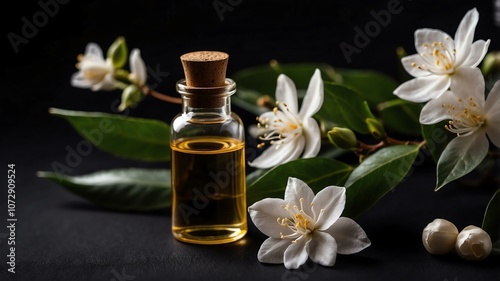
[180, 51, 228, 87]
[179, 51, 231, 108]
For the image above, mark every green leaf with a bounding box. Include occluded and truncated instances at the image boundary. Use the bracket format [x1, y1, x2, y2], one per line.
[343, 145, 421, 219]
[246, 158, 353, 205]
[49, 108, 170, 162]
[232, 62, 339, 115]
[482, 189, 500, 254]
[107, 36, 128, 69]
[493, 241, 500, 255]
[316, 82, 374, 134]
[421, 121, 454, 163]
[378, 99, 423, 136]
[333, 68, 399, 105]
[37, 168, 171, 211]
[435, 134, 487, 191]
[246, 168, 270, 187]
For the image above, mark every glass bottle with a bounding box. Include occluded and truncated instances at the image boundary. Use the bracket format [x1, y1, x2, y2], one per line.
[170, 51, 247, 244]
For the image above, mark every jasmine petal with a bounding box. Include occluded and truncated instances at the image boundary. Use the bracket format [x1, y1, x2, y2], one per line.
[248, 137, 305, 169]
[308, 231, 337, 266]
[394, 75, 451, 103]
[301, 117, 322, 158]
[298, 69, 324, 120]
[130, 48, 147, 86]
[284, 176, 315, 207]
[461, 40, 490, 67]
[275, 74, 299, 114]
[248, 198, 294, 239]
[284, 237, 310, 269]
[483, 80, 500, 147]
[325, 217, 371, 255]
[257, 238, 290, 264]
[311, 185, 345, 230]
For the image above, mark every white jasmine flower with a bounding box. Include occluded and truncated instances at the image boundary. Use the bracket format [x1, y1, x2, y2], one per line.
[248, 177, 371, 269]
[420, 68, 500, 186]
[71, 43, 118, 91]
[129, 49, 147, 87]
[248, 69, 324, 169]
[394, 8, 490, 103]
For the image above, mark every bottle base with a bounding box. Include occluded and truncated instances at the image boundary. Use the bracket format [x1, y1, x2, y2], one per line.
[172, 224, 247, 245]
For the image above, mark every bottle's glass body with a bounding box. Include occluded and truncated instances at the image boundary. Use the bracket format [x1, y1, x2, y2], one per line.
[170, 78, 247, 244]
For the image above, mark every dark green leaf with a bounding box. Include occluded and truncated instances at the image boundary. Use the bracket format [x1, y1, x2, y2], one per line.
[482, 189, 500, 254]
[37, 168, 171, 211]
[421, 121, 455, 163]
[50, 108, 170, 162]
[334, 68, 399, 105]
[493, 241, 500, 255]
[316, 82, 374, 134]
[246, 168, 270, 187]
[379, 100, 423, 136]
[247, 158, 353, 205]
[344, 145, 421, 219]
[435, 136, 486, 191]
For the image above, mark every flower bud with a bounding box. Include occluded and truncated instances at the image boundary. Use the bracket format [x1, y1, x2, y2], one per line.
[455, 225, 492, 261]
[480, 51, 500, 76]
[256, 95, 274, 110]
[365, 118, 386, 139]
[327, 127, 357, 149]
[422, 218, 458, 255]
[107, 36, 128, 69]
[118, 84, 142, 112]
[396, 46, 407, 60]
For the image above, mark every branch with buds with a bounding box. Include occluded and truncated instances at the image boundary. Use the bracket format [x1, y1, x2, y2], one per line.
[71, 36, 181, 112]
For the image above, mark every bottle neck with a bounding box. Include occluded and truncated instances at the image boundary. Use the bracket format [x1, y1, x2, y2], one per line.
[176, 78, 236, 116]
[182, 95, 231, 116]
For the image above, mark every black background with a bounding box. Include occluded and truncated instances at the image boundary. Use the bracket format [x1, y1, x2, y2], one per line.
[1, 0, 500, 280]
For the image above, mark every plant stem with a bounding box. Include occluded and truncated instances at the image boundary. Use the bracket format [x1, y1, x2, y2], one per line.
[489, 151, 500, 159]
[385, 136, 425, 147]
[356, 137, 426, 160]
[377, 99, 412, 112]
[142, 86, 182, 104]
[355, 141, 384, 160]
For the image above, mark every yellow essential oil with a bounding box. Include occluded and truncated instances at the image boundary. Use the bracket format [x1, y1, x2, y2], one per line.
[171, 137, 247, 244]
